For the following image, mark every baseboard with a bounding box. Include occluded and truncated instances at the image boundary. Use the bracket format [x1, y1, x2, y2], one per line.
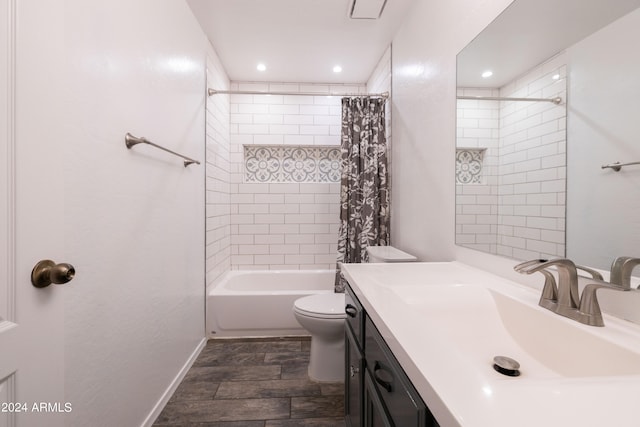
[140, 337, 207, 427]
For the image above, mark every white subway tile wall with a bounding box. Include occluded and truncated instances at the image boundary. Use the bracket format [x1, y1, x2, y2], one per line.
[456, 88, 500, 253]
[205, 47, 392, 272]
[229, 82, 364, 270]
[456, 53, 567, 259]
[205, 45, 232, 287]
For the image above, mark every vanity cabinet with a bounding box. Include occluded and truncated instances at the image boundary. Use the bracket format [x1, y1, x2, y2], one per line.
[345, 284, 439, 427]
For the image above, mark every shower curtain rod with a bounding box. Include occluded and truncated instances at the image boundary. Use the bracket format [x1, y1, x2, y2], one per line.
[207, 88, 389, 99]
[457, 95, 563, 105]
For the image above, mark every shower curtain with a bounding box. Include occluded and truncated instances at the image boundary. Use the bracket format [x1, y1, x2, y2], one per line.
[335, 97, 390, 292]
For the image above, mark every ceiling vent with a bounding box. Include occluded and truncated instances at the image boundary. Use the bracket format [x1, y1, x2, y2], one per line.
[349, 0, 388, 19]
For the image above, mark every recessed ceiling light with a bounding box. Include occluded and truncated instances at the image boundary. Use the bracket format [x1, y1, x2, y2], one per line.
[481, 70, 493, 78]
[257, 63, 266, 72]
[333, 65, 342, 73]
[552, 74, 560, 80]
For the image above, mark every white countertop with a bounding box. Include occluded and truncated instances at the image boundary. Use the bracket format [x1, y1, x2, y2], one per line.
[341, 261, 640, 427]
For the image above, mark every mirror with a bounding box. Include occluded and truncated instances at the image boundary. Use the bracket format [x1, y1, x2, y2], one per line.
[456, 0, 640, 271]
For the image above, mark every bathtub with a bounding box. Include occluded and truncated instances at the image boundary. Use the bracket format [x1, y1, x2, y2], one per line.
[207, 269, 336, 337]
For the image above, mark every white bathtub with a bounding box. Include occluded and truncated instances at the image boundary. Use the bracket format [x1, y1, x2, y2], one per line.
[207, 269, 336, 337]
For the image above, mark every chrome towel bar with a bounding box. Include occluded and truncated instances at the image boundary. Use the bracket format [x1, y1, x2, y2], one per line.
[125, 133, 200, 167]
[601, 161, 640, 172]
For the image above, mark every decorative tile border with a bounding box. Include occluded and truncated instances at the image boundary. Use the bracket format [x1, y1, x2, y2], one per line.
[456, 148, 485, 184]
[245, 145, 341, 183]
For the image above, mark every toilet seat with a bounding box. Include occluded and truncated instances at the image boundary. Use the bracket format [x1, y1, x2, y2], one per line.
[293, 293, 346, 319]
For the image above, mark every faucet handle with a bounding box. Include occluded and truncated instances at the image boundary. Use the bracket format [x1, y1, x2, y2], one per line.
[575, 264, 604, 281]
[578, 283, 607, 326]
[610, 257, 640, 289]
[578, 283, 631, 327]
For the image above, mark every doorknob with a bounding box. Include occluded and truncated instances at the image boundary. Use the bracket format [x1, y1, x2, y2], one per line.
[31, 260, 76, 288]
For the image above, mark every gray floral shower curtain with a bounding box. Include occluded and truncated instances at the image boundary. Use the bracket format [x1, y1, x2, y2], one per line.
[335, 97, 390, 292]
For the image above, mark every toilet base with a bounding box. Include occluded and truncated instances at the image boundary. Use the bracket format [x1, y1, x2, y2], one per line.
[307, 334, 345, 382]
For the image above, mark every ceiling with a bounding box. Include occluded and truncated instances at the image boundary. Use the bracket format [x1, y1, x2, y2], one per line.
[457, 0, 640, 88]
[186, 0, 415, 84]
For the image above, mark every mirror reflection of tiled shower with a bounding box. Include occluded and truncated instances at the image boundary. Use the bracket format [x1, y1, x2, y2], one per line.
[456, 54, 567, 259]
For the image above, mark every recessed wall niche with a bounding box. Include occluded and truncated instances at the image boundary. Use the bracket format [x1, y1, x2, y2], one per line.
[244, 145, 341, 183]
[455, 148, 486, 184]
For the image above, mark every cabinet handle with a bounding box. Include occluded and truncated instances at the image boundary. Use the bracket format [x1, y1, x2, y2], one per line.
[345, 304, 358, 317]
[373, 361, 393, 392]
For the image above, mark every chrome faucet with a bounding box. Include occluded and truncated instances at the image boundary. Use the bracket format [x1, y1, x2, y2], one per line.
[514, 258, 630, 326]
[609, 257, 640, 289]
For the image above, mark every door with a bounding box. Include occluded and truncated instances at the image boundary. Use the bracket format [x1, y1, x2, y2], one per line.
[1, 1, 66, 425]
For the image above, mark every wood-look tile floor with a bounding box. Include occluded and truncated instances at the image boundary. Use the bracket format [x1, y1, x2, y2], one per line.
[154, 337, 346, 427]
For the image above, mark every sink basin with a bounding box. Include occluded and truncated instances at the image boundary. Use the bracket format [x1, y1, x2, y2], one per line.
[342, 261, 640, 427]
[391, 284, 640, 378]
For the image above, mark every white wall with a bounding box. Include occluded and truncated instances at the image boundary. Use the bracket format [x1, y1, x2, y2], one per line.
[59, 1, 207, 425]
[566, 8, 640, 270]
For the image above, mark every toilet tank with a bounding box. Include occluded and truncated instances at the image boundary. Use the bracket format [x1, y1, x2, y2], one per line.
[366, 246, 417, 263]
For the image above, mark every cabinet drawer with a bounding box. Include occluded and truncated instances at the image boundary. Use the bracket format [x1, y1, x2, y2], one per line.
[365, 316, 430, 427]
[345, 284, 364, 349]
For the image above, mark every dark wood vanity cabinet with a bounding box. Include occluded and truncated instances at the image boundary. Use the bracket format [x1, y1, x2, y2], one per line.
[345, 284, 439, 427]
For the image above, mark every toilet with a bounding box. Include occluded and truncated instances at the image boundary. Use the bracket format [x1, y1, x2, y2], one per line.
[293, 293, 346, 382]
[293, 245, 416, 382]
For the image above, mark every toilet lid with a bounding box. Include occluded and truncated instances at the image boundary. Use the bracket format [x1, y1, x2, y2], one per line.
[294, 293, 347, 319]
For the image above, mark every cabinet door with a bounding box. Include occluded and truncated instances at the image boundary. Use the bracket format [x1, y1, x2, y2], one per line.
[345, 284, 365, 348]
[345, 326, 364, 427]
[364, 370, 393, 427]
[365, 316, 433, 427]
